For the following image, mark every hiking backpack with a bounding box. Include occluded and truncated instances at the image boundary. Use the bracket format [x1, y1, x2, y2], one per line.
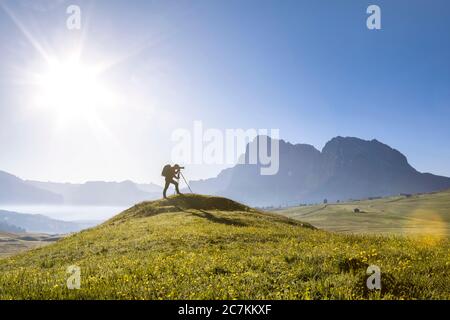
[161, 164, 171, 177]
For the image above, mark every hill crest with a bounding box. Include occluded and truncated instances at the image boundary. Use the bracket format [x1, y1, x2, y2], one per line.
[108, 194, 311, 229]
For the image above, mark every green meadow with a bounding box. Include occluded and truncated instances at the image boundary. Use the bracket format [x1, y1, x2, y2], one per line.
[0, 194, 448, 300]
[277, 189, 450, 236]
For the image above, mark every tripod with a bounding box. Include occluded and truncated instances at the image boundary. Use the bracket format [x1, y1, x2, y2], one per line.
[179, 171, 193, 193]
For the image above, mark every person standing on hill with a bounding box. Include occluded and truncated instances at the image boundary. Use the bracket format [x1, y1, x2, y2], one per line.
[161, 164, 182, 198]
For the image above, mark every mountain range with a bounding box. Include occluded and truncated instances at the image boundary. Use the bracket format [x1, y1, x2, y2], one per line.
[190, 136, 450, 206]
[26, 180, 161, 206]
[0, 170, 63, 204]
[0, 170, 161, 206]
[0, 210, 98, 234]
[0, 219, 26, 233]
[1, 136, 449, 207]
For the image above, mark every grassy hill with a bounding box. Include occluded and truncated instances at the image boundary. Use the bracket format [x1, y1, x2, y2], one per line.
[0, 194, 448, 299]
[276, 189, 450, 236]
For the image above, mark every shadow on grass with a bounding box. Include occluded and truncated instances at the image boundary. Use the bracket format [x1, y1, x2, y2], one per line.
[176, 207, 248, 227]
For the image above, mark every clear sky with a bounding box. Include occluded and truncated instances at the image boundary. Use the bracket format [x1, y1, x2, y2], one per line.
[0, 0, 449, 184]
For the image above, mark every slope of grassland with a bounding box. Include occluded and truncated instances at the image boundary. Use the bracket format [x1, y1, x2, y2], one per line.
[0, 194, 448, 300]
[277, 190, 450, 236]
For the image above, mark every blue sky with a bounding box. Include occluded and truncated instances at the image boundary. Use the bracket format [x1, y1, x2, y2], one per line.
[0, 0, 449, 183]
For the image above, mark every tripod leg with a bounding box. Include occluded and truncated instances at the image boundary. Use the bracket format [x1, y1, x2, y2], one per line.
[180, 172, 193, 193]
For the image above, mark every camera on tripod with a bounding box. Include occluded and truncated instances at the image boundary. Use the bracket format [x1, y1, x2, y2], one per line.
[174, 164, 185, 170]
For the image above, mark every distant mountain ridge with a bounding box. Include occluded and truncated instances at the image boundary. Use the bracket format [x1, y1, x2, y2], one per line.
[0, 210, 98, 234]
[0, 209, 99, 234]
[0, 220, 26, 233]
[190, 136, 450, 206]
[0, 171, 63, 204]
[0, 169, 162, 206]
[27, 180, 161, 206]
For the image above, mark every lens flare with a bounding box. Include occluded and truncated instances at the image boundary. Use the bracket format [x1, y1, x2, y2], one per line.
[403, 208, 447, 245]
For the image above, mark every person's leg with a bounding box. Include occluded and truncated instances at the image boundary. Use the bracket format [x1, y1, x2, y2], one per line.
[169, 180, 181, 195]
[173, 180, 181, 195]
[163, 179, 171, 198]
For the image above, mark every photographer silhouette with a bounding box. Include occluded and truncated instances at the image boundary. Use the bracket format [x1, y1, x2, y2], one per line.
[161, 164, 183, 198]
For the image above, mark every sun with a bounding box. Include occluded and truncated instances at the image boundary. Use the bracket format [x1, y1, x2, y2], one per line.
[33, 57, 114, 123]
